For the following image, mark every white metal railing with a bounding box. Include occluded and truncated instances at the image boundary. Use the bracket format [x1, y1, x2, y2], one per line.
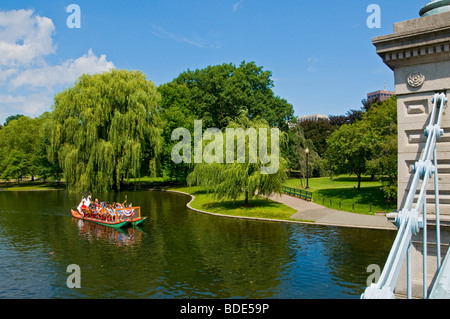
[362, 92, 447, 299]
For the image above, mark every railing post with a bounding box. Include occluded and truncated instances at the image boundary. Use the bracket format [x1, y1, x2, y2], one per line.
[362, 93, 447, 299]
[407, 242, 412, 299]
[434, 147, 442, 270]
[423, 200, 428, 299]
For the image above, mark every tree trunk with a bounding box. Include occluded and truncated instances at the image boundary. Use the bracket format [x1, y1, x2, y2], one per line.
[112, 173, 119, 191]
[245, 190, 249, 206]
[357, 173, 362, 191]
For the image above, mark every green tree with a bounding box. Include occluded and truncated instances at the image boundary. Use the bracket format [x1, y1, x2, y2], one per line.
[324, 121, 372, 191]
[169, 61, 294, 130]
[32, 113, 63, 182]
[3, 114, 24, 127]
[324, 96, 398, 195]
[187, 117, 287, 206]
[284, 123, 321, 184]
[0, 116, 42, 181]
[158, 82, 195, 181]
[50, 69, 162, 192]
[0, 150, 28, 183]
[299, 118, 335, 157]
[364, 97, 398, 200]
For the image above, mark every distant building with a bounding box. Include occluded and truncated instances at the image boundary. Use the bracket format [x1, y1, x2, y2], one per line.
[367, 90, 395, 104]
[298, 114, 329, 124]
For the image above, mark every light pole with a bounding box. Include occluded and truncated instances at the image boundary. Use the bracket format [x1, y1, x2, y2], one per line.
[305, 148, 310, 190]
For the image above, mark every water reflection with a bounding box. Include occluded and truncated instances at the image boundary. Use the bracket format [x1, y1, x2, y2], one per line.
[74, 219, 144, 247]
[0, 190, 395, 299]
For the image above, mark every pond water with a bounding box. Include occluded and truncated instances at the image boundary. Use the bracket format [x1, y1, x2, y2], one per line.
[0, 190, 396, 299]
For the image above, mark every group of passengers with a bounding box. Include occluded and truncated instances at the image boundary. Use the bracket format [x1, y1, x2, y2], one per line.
[77, 195, 133, 222]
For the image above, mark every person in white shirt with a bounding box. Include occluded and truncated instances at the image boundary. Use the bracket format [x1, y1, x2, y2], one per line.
[77, 197, 86, 217]
[85, 195, 91, 208]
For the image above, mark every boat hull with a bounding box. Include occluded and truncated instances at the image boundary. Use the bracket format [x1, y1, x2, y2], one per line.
[71, 210, 130, 229]
[131, 217, 147, 227]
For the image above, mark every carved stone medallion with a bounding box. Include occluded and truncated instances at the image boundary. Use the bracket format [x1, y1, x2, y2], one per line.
[407, 72, 426, 88]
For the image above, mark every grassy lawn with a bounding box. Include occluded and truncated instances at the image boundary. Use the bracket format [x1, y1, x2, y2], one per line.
[127, 176, 172, 183]
[0, 180, 65, 191]
[0, 176, 176, 191]
[169, 186, 306, 222]
[284, 175, 397, 215]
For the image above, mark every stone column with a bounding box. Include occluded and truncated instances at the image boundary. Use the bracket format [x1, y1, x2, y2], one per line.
[373, 11, 450, 223]
[373, 8, 450, 298]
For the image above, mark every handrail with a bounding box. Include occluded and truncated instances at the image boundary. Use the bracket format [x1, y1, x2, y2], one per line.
[362, 93, 447, 299]
[282, 186, 313, 201]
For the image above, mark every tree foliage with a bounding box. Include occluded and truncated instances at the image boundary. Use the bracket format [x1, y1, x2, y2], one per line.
[325, 96, 397, 197]
[167, 61, 294, 130]
[32, 113, 63, 182]
[364, 97, 397, 199]
[0, 115, 43, 182]
[299, 119, 335, 157]
[0, 150, 28, 183]
[157, 82, 195, 181]
[284, 123, 321, 182]
[324, 122, 372, 190]
[49, 69, 162, 192]
[187, 116, 287, 205]
[0, 62, 398, 203]
[3, 114, 24, 127]
[158, 61, 294, 182]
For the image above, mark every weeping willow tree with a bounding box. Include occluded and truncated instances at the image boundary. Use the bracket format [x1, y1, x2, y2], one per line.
[187, 115, 287, 206]
[50, 69, 162, 192]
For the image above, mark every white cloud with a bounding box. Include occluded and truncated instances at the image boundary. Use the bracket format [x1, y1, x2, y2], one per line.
[10, 49, 114, 90]
[0, 9, 115, 123]
[0, 9, 56, 67]
[151, 25, 221, 49]
[151, 25, 204, 48]
[307, 56, 320, 73]
[0, 67, 18, 82]
[0, 93, 53, 120]
[233, 0, 244, 12]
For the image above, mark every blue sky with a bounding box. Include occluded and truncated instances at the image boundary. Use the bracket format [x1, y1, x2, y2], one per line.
[0, 0, 427, 125]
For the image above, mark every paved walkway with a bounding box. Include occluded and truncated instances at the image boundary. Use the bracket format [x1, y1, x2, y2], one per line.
[268, 193, 397, 230]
